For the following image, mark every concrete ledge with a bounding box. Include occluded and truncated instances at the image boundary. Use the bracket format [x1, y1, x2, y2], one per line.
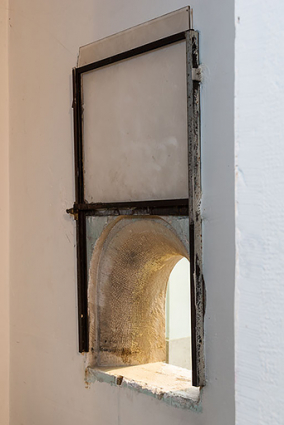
[86, 362, 201, 410]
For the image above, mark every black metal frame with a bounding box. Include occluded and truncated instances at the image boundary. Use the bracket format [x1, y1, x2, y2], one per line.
[68, 29, 205, 387]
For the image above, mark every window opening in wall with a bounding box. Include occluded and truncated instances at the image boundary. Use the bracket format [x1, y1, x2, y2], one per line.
[67, 7, 205, 403]
[86, 215, 199, 406]
[166, 257, 191, 370]
[86, 215, 190, 367]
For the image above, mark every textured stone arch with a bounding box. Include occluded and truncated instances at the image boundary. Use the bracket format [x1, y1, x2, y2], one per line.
[88, 216, 189, 367]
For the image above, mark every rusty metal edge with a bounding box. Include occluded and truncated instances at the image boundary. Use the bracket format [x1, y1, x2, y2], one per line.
[72, 68, 89, 353]
[187, 30, 205, 387]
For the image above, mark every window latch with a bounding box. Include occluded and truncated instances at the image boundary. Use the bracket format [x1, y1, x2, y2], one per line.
[192, 66, 202, 82]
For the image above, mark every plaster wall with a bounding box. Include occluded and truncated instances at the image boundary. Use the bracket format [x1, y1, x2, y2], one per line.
[9, 1, 235, 424]
[235, 1, 284, 424]
[0, 1, 9, 424]
[166, 257, 191, 341]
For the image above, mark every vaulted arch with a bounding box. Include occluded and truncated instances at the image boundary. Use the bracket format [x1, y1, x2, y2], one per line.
[88, 216, 189, 367]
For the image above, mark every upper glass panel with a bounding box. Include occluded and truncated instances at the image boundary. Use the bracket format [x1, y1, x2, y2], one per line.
[82, 40, 188, 203]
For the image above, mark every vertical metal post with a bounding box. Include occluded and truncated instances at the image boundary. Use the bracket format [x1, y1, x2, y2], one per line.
[72, 68, 89, 352]
[186, 30, 205, 387]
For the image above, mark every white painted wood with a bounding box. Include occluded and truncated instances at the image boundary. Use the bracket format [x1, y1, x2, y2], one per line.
[78, 7, 191, 67]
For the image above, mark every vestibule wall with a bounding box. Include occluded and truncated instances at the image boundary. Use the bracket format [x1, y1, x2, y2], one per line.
[235, 1, 284, 423]
[0, 1, 9, 425]
[9, 1, 235, 424]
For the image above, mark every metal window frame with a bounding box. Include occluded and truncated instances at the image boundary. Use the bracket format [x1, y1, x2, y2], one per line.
[68, 29, 205, 387]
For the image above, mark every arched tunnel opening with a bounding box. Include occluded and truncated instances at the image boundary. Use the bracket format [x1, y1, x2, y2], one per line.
[88, 216, 191, 371]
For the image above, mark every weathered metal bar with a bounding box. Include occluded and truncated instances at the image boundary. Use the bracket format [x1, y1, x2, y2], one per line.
[76, 212, 89, 352]
[72, 68, 80, 204]
[72, 68, 89, 352]
[67, 198, 189, 217]
[186, 30, 205, 387]
[72, 68, 84, 204]
[69, 207, 188, 217]
[77, 32, 186, 75]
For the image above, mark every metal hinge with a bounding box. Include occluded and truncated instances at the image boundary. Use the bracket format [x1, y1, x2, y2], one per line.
[192, 66, 202, 82]
[66, 206, 78, 220]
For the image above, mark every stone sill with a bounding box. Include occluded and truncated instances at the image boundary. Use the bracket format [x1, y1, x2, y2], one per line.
[86, 362, 201, 410]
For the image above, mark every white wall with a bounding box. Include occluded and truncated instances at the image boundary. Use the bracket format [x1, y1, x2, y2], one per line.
[0, 1, 9, 424]
[166, 258, 191, 341]
[235, 1, 284, 424]
[9, 1, 235, 424]
[166, 258, 191, 370]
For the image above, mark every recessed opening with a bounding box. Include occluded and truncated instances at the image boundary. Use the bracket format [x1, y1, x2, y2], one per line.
[86, 216, 199, 406]
[166, 257, 191, 370]
[72, 7, 204, 398]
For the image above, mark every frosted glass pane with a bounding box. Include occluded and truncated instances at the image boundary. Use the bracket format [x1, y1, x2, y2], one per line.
[78, 7, 191, 67]
[82, 41, 188, 203]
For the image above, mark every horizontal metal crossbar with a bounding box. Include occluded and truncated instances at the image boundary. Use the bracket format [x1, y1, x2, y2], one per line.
[67, 198, 189, 217]
[77, 32, 186, 74]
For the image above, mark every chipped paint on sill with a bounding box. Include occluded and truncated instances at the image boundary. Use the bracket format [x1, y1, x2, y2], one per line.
[85, 362, 202, 411]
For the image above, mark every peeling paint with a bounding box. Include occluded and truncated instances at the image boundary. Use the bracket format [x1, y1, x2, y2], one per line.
[86, 363, 201, 411]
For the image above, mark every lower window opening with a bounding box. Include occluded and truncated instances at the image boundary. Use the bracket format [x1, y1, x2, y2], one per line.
[86, 216, 200, 407]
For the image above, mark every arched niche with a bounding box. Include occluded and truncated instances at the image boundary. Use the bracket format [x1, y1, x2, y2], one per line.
[88, 216, 189, 368]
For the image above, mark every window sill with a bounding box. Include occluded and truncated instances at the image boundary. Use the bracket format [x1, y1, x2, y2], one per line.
[85, 362, 201, 410]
